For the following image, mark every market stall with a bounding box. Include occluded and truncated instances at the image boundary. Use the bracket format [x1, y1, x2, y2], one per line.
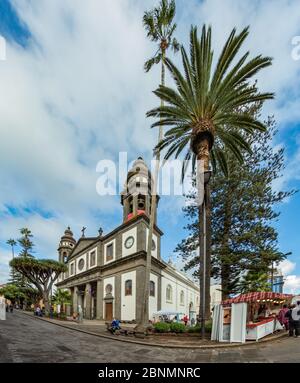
[222, 292, 293, 341]
[212, 292, 293, 343]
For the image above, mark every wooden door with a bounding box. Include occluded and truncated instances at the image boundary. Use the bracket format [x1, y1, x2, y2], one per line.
[105, 302, 113, 321]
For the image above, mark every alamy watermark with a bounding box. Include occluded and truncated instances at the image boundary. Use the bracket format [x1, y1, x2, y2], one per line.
[0, 35, 6, 61]
[95, 152, 207, 207]
[291, 35, 300, 61]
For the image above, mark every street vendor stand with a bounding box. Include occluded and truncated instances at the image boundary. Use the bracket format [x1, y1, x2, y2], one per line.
[212, 292, 293, 343]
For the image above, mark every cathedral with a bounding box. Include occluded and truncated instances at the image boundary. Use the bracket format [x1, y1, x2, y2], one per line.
[56, 157, 200, 322]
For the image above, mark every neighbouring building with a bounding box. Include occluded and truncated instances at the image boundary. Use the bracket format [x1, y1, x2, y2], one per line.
[210, 284, 222, 309]
[56, 157, 200, 322]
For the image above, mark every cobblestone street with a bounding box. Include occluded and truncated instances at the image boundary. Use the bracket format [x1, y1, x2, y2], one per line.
[0, 311, 299, 363]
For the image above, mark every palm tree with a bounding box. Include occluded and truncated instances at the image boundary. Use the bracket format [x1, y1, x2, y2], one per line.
[137, 0, 179, 331]
[7, 239, 17, 259]
[53, 288, 71, 315]
[147, 25, 274, 337]
[7, 238, 17, 282]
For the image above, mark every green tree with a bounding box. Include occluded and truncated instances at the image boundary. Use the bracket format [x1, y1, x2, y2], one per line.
[10, 258, 67, 315]
[6, 238, 17, 283]
[238, 272, 271, 293]
[0, 284, 25, 304]
[175, 118, 295, 299]
[9, 228, 34, 288]
[18, 228, 34, 258]
[139, 0, 179, 331]
[6, 239, 17, 258]
[147, 25, 273, 330]
[53, 289, 71, 314]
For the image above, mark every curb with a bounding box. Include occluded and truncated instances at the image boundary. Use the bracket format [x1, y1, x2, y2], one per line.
[19, 311, 288, 350]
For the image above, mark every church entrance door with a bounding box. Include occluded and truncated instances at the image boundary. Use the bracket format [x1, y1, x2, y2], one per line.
[105, 302, 113, 321]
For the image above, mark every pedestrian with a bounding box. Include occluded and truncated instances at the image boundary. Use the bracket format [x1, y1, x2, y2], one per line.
[49, 306, 54, 319]
[285, 304, 296, 337]
[9, 304, 13, 313]
[292, 301, 300, 337]
[278, 304, 289, 330]
[183, 314, 189, 326]
[77, 305, 83, 323]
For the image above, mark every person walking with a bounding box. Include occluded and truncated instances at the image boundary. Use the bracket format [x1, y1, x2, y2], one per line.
[183, 314, 189, 326]
[77, 305, 83, 323]
[278, 304, 289, 330]
[292, 301, 300, 337]
[285, 304, 296, 337]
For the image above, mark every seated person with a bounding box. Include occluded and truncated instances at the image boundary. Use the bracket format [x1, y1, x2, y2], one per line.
[110, 318, 121, 333]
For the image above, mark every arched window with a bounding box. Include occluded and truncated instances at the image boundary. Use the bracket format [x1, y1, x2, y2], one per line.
[180, 290, 184, 305]
[166, 284, 173, 302]
[149, 281, 155, 297]
[125, 280, 132, 296]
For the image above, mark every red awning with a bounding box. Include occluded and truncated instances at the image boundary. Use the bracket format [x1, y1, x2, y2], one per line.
[222, 292, 293, 305]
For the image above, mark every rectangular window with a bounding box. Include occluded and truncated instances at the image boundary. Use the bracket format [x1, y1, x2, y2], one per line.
[70, 263, 74, 275]
[90, 251, 96, 267]
[106, 243, 114, 261]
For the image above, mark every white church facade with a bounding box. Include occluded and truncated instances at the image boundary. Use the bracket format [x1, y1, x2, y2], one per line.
[56, 158, 200, 322]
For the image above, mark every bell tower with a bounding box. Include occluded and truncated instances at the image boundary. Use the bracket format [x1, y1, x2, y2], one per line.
[121, 157, 159, 223]
[58, 226, 76, 263]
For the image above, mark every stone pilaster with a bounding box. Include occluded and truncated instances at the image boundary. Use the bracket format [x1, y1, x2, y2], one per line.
[85, 283, 92, 320]
[73, 286, 78, 315]
[114, 274, 122, 320]
[157, 275, 162, 311]
[96, 279, 103, 320]
[135, 266, 146, 323]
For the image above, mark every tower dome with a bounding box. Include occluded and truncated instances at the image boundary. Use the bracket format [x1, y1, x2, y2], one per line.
[58, 226, 76, 263]
[121, 157, 159, 223]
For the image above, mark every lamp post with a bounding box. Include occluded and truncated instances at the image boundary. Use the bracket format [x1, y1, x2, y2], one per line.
[200, 170, 212, 340]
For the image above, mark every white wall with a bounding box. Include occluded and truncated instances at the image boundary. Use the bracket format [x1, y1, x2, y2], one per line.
[122, 227, 137, 258]
[121, 270, 136, 320]
[149, 273, 158, 319]
[161, 270, 200, 317]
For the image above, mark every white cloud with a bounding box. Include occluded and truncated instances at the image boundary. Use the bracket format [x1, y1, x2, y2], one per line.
[284, 275, 300, 295]
[279, 259, 296, 276]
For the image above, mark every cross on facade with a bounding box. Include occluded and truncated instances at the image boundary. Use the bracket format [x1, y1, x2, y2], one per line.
[81, 226, 86, 237]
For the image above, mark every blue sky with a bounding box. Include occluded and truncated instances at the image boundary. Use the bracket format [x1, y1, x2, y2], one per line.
[0, 0, 300, 293]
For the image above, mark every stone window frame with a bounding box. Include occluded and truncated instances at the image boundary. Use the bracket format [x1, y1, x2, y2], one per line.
[180, 290, 185, 306]
[89, 249, 97, 268]
[166, 284, 173, 303]
[70, 262, 75, 276]
[149, 281, 155, 297]
[78, 258, 85, 271]
[125, 279, 132, 296]
[104, 239, 115, 264]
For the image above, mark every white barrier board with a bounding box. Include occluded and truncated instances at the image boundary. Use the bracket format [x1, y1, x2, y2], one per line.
[0, 297, 6, 320]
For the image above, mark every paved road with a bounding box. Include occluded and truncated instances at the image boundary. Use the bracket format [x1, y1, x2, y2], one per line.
[0, 311, 299, 363]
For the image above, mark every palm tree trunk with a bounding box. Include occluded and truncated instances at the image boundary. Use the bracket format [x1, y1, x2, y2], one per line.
[205, 181, 211, 319]
[196, 137, 210, 338]
[137, 49, 166, 332]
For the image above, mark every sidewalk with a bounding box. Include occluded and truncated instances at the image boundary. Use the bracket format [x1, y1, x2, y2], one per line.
[21, 310, 288, 349]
